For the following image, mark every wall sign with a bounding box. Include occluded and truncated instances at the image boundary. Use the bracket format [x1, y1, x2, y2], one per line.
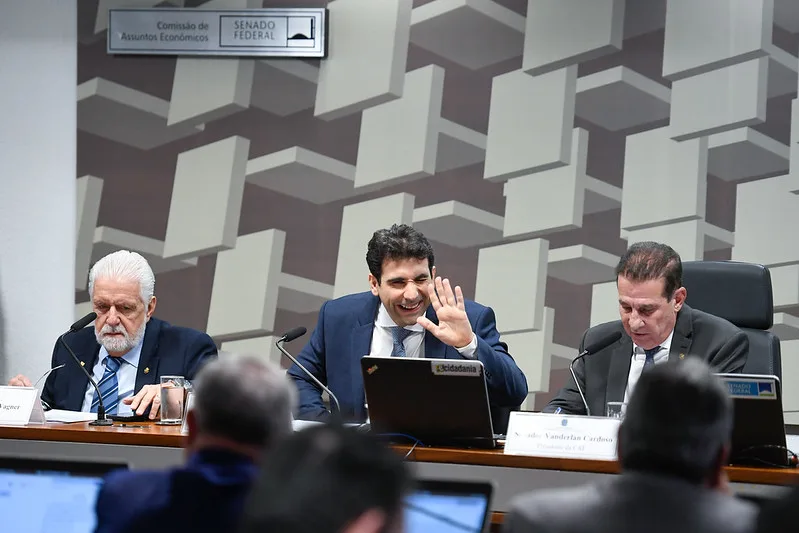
[107, 8, 327, 58]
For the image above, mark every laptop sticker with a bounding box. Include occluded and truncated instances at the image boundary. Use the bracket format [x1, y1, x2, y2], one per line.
[431, 362, 480, 376]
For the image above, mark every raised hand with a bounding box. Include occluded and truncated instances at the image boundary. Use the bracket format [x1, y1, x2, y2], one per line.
[417, 276, 474, 349]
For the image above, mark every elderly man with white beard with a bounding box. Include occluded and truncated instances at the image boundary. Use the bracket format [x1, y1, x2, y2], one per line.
[8, 250, 217, 418]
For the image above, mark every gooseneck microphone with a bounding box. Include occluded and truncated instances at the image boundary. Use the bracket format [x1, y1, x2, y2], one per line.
[568, 331, 623, 417]
[59, 312, 113, 426]
[275, 326, 341, 416]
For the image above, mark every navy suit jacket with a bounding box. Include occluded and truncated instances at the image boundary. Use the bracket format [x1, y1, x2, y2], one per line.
[41, 317, 218, 411]
[94, 449, 257, 533]
[287, 292, 528, 422]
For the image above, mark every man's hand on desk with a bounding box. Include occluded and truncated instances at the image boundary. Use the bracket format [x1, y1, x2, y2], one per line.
[8, 375, 32, 387]
[123, 384, 161, 419]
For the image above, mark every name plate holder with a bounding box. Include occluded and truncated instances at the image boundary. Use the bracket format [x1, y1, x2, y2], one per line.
[0, 386, 46, 425]
[504, 411, 620, 461]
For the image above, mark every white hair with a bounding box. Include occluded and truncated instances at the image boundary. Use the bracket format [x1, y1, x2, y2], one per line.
[88, 250, 155, 305]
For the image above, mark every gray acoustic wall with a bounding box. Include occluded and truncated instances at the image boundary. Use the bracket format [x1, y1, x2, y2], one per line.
[75, 0, 799, 418]
[0, 0, 77, 384]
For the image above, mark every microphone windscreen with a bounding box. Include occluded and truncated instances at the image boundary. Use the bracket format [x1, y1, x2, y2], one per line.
[70, 312, 98, 332]
[282, 326, 307, 343]
[583, 331, 622, 354]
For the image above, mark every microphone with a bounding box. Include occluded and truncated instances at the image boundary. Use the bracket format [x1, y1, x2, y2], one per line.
[568, 331, 623, 417]
[58, 312, 113, 426]
[275, 327, 342, 417]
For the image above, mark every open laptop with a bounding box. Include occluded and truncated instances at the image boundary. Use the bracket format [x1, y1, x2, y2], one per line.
[715, 373, 790, 467]
[0, 457, 128, 533]
[361, 356, 497, 449]
[404, 479, 494, 533]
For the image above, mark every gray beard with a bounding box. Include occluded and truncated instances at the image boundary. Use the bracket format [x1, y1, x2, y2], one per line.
[95, 320, 146, 354]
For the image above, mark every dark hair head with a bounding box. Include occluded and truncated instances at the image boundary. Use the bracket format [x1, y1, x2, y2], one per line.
[615, 241, 682, 299]
[238, 425, 411, 533]
[618, 358, 733, 484]
[366, 224, 434, 283]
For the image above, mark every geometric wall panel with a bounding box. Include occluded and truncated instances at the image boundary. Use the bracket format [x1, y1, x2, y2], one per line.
[75, 175, 103, 291]
[94, 0, 184, 34]
[502, 307, 555, 394]
[621, 126, 708, 231]
[277, 273, 334, 315]
[707, 128, 789, 182]
[623, 219, 734, 262]
[475, 239, 549, 334]
[547, 245, 618, 285]
[503, 128, 592, 238]
[669, 57, 768, 141]
[662, 0, 772, 80]
[77, 78, 203, 150]
[781, 340, 799, 424]
[220, 335, 283, 369]
[167, 58, 254, 127]
[250, 60, 319, 117]
[355, 65, 486, 190]
[333, 193, 415, 299]
[733, 174, 799, 267]
[484, 67, 577, 182]
[410, 0, 525, 70]
[314, 0, 412, 121]
[163, 136, 250, 260]
[774, 0, 799, 32]
[412, 201, 503, 249]
[207, 230, 285, 342]
[246, 147, 356, 204]
[92, 226, 198, 274]
[522, 0, 624, 76]
[791, 100, 799, 194]
[576, 66, 670, 132]
[590, 280, 619, 327]
[770, 265, 799, 310]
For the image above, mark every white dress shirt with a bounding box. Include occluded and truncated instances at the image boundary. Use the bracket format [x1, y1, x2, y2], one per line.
[80, 334, 145, 414]
[368, 304, 477, 358]
[623, 330, 674, 405]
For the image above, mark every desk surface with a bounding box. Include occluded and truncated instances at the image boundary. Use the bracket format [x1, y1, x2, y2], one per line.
[2, 422, 798, 486]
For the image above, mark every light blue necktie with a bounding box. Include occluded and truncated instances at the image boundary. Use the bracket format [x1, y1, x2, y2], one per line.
[642, 346, 661, 372]
[391, 327, 413, 357]
[91, 356, 121, 414]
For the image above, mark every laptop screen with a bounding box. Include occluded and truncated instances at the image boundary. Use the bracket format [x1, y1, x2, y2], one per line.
[0, 458, 127, 533]
[404, 479, 493, 533]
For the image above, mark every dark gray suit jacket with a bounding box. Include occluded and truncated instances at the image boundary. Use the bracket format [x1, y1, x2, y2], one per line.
[544, 304, 748, 415]
[503, 472, 757, 533]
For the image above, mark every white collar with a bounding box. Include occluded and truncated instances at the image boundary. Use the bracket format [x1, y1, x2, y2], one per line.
[375, 303, 425, 332]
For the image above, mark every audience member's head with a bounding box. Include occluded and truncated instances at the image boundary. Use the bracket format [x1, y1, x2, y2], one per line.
[239, 424, 411, 533]
[615, 241, 686, 350]
[186, 354, 296, 460]
[88, 250, 156, 355]
[618, 358, 733, 488]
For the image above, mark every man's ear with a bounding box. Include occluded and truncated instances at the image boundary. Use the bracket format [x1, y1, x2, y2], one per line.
[343, 509, 387, 533]
[673, 287, 687, 311]
[368, 274, 380, 296]
[146, 296, 157, 321]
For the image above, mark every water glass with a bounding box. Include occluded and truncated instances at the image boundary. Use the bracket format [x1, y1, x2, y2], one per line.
[605, 401, 625, 420]
[159, 375, 185, 425]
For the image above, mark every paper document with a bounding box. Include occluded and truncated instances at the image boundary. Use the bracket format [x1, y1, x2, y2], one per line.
[45, 410, 98, 423]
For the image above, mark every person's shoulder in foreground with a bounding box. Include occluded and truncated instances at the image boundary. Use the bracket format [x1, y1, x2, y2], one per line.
[238, 424, 411, 533]
[505, 358, 756, 533]
[94, 354, 296, 533]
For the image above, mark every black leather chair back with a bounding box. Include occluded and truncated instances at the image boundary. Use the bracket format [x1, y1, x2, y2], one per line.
[681, 261, 781, 379]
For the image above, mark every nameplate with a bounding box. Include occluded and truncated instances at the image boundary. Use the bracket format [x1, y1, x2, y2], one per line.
[107, 8, 327, 58]
[504, 412, 620, 461]
[0, 387, 44, 426]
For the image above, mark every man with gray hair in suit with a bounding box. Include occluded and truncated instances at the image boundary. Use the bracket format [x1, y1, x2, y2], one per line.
[504, 358, 756, 533]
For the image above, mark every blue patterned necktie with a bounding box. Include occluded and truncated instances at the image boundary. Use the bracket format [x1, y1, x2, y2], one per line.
[391, 327, 413, 357]
[642, 346, 661, 372]
[91, 356, 121, 414]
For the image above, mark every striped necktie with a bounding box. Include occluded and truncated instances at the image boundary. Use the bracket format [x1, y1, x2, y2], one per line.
[391, 327, 413, 357]
[91, 356, 121, 414]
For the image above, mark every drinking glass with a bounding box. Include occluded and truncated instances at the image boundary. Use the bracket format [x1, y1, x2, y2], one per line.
[159, 375, 185, 425]
[605, 401, 625, 420]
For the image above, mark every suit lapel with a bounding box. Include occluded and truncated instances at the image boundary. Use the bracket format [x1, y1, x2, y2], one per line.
[135, 319, 162, 391]
[422, 306, 449, 359]
[351, 296, 381, 414]
[669, 305, 693, 362]
[605, 336, 634, 405]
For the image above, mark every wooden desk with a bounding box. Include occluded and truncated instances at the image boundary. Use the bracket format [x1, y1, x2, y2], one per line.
[1, 422, 797, 514]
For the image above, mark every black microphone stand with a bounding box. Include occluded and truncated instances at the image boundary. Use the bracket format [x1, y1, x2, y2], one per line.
[58, 333, 113, 426]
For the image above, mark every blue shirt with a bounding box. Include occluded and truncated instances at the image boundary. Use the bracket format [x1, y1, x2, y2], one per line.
[80, 334, 144, 414]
